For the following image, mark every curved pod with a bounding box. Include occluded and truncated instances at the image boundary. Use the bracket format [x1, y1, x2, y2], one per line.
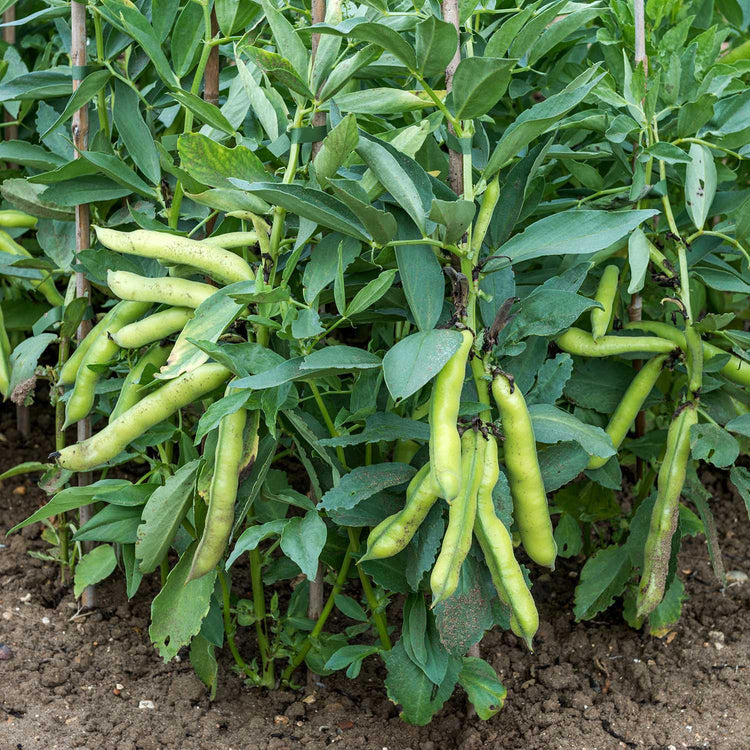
[108, 270, 215, 309]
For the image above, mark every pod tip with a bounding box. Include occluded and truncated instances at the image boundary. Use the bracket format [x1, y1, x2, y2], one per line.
[48, 451, 61, 460]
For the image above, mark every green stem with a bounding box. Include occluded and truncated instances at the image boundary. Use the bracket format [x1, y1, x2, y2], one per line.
[577, 186, 630, 207]
[92, 11, 110, 135]
[309, 381, 347, 468]
[218, 569, 255, 678]
[685, 229, 750, 268]
[249, 547, 274, 686]
[56, 336, 70, 580]
[672, 137, 744, 161]
[281, 538, 356, 682]
[349, 528, 391, 650]
[414, 74, 462, 133]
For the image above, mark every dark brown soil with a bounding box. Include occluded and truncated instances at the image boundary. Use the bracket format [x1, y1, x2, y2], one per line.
[1, 403, 749, 750]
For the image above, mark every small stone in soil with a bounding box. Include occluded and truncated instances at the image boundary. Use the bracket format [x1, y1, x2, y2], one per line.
[0, 643, 13, 660]
[138, 700, 155, 709]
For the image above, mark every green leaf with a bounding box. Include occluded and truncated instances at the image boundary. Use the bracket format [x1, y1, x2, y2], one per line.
[170, 89, 236, 135]
[190, 634, 218, 700]
[74, 545, 117, 599]
[573, 544, 632, 620]
[240, 46, 312, 98]
[503, 289, 597, 340]
[113, 81, 161, 185]
[41, 70, 111, 138]
[319, 412, 430, 447]
[383, 330, 463, 401]
[485, 68, 604, 178]
[526, 353, 573, 406]
[157, 283, 245, 381]
[328, 88, 430, 115]
[356, 131, 433, 234]
[485, 209, 660, 269]
[452, 58, 515, 119]
[178, 133, 268, 188]
[458, 657, 507, 720]
[1, 178, 74, 220]
[328, 178, 398, 245]
[0, 67, 72, 101]
[725, 413, 750, 436]
[0, 461, 51, 481]
[318, 45, 383, 102]
[429, 198, 475, 245]
[259, 0, 309, 79]
[689, 422, 739, 468]
[80, 151, 155, 198]
[346, 269, 397, 317]
[325, 644, 380, 671]
[319, 463, 416, 513]
[227, 519, 289, 568]
[648, 576, 687, 636]
[149, 542, 217, 661]
[405, 503, 444, 590]
[0, 141, 66, 171]
[245, 182, 371, 241]
[136, 460, 201, 574]
[74, 504, 142, 543]
[171, 1, 204, 77]
[415, 16, 458, 76]
[554, 512, 583, 558]
[685, 143, 716, 231]
[280, 510, 327, 580]
[729, 466, 750, 522]
[627, 227, 650, 294]
[235, 58, 280, 141]
[313, 113, 359, 185]
[382, 641, 460, 725]
[8, 333, 56, 399]
[529, 404, 615, 459]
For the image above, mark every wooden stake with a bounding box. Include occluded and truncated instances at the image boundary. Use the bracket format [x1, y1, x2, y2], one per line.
[71, 0, 95, 610]
[203, 9, 220, 237]
[442, 0, 463, 197]
[2, 6, 18, 145]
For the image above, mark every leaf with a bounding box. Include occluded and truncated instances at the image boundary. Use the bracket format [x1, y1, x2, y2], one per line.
[113, 81, 161, 185]
[458, 657, 507, 720]
[149, 542, 217, 661]
[685, 143, 716, 231]
[0, 178, 73, 220]
[319, 463, 416, 512]
[245, 182, 371, 241]
[554, 512, 583, 558]
[729, 466, 750, 522]
[169, 90, 235, 135]
[484, 209, 660, 270]
[313, 114, 359, 185]
[74, 504, 142, 543]
[573, 544, 632, 620]
[80, 152, 155, 198]
[485, 68, 604, 178]
[396, 242, 444, 331]
[415, 16, 458, 76]
[502, 289, 597, 340]
[74, 545, 117, 599]
[41, 69, 111, 138]
[259, 0, 309, 79]
[627, 227, 650, 294]
[355, 132, 433, 234]
[178, 133, 268, 188]
[430, 199, 475, 245]
[0, 141, 66, 171]
[529, 404, 615, 459]
[648, 576, 687, 637]
[689, 423, 739, 468]
[226, 519, 289, 568]
[383, 330, 464, 401]
[319, 412, 430, 447]
[452, 58, 515, 119]
[328, 88, 430, 115]
[325, 644, 380, 672]
[157, 284, 245, 381]
[8, 333, 56, 398]
[346, 269, 397, 317]
[0, 67, 72, 101]
[136, 460, 201, 574]
[526, 353, 573, 406]
[382, 641, 460, 726]
[725, 413, 750, 436]
[240, 46, 312, 98]
[190, 634, 218, 700]
[235, 59, 279, 141]
[171, 1, 204, 77]
[328, 178, 398, 245]
[280, 510, 327, 580]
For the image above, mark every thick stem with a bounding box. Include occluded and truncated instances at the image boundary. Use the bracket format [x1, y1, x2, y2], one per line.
[249, 547, 275, 686]
[218, 569, 255, 678]
[72, 0, 96, 610]
[349, 528, 391, 650]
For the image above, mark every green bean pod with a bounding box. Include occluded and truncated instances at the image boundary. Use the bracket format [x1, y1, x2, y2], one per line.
[63, 301, 152, 428]
[94, 227, 255, 285]
[587, 354, 669, 470]
[59, 308, 116, 386]
[107, 270, 215, 309]
[0, 303, 11, 399]
[111, 307, 194, 349]
[591, 264, 619, 340]
[0, 209, 37, 228]
[187, 403, 248, 582]
[0, 229, 64, 307]
[471, 175, 500, 255]
[624, 320, 750, 388]
[636, 401, 698, 620]
[474, 435, 539, 649]
[556, 327, 676, 357]
[109, 344, 171, 422]
[430, 429, 485, 606]
[492, 372, 556, 569]
[361, 464, 440, 562]
[203, 232, 259, 249]
[53, 363, 231, 472]
[429, 329, 473, 501]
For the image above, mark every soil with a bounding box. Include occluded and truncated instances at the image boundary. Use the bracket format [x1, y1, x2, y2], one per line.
[1, 403, 748, 750]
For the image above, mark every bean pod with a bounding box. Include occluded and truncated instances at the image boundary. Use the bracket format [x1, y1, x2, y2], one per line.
[492, 372, 556, 568]
[361, 464, 440, 562]
[556, 327, 676, 357]
[0, 229, 64, 307]
[111, 307, 194, 349]
[94, 227, 255, 285]
[53, 363, 231, 472]
[109, 344, 171, 422]
[0, 210, 37, 228]
[188, 403, 248, 581]
[63, 301, 152, 428]
[430, 429, 485, 606]
[591, 264, 619, 340]
[587, 354, 668, 470]
[429, 330, 473, 501]
[474, 435, 538, 649]
[108, 270, 215, 309]
[636, 401, 698, 620]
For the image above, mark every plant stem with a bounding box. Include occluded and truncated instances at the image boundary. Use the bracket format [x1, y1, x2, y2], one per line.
[218, 569, 256, 678]
[672, 137, 744, 161]
[92, 10, 110, 135]
[249, 547, 275, 686]
[308, 381, 347, 468]
[685, 229, 750, 267]
[281, 537, 356, 681]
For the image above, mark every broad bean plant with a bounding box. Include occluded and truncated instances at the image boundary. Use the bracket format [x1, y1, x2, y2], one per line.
[3, 0, 750, 724]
